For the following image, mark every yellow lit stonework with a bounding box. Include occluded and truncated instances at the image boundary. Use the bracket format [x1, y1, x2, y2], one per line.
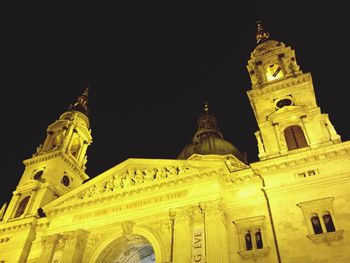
[1, 24, 350, 263]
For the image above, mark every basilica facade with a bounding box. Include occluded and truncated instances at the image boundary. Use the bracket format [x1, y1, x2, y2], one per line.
[0, 22, 349, 263]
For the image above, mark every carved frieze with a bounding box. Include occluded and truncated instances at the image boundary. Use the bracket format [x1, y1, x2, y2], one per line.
[76, 165, 194, 200]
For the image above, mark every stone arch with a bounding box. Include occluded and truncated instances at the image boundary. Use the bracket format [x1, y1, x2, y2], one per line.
[89, 226, 165, 263]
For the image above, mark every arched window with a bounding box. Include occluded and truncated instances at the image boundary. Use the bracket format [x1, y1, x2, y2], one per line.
[70, 138, 81, 158]
[255, 229, 263, 249]
[323, 212, 336, 232]
[284, 125, 308, 150]
[245, 231, 253, 250]
[14, 196, 30, 218]
[311, 215, 323, 234]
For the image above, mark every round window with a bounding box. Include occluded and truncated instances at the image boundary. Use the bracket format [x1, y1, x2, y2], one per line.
[62, 175, 70, 186]
[33, 170, 44, 180]
[276, 98, 293, 109]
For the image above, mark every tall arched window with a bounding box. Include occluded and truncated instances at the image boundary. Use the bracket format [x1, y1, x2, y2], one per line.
[311, 215, 323, 234]
[284, 125, 308, 150]
[14, 196, 30, 218]
[245, 231, 253, 250]
[70, 138, 81, 158]
[255, 229, 263, 249]
[323, 212, 336, 232]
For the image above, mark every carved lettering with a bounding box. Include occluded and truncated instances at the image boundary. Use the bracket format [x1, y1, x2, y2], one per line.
[194, 232, 202, 248]
[73, 190, 187, 222]
[194, 255, 202, 262]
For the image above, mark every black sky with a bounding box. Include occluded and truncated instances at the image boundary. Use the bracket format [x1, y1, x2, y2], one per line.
[0, 2, 348, 206]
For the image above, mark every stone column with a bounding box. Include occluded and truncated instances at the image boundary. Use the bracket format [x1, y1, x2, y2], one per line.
[77, 141, 88, 165]
[60, 230, 88, 263]
[39, 234, 59, 263]
[201, 201, 229, 263]
[171, 206, 191, 263]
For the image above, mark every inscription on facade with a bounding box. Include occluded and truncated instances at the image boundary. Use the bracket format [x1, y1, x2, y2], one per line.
[192, 229, 205, 263]
[73, 190, 187, 222]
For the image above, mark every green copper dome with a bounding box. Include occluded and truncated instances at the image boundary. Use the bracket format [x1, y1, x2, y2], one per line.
[177, 103, 246, 162]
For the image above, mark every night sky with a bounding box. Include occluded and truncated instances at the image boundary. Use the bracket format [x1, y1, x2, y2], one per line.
[0, 3, 348, 207]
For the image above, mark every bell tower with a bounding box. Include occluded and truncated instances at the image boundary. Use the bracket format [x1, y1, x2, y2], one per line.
[247, 21, 341, 160]
[2, 87, 92, 221]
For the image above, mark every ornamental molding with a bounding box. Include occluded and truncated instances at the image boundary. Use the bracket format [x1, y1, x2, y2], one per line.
[264, 173, 350, 196]
[24, 151, 88, 181]
[0, 236, 10, 244]
[0, 217, 37, 234]
[43, 159, 226, 215]
[238, 247, 270, 260]
[250, 141, 350, 174]
[247, 73, 311, 97]
[42, 229, 88, 250]
[307, 230, 344, 244]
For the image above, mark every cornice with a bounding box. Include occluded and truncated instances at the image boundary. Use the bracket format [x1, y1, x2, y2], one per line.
[45, 166, 227, 216]
[23, 151, 88, 181]
[263, 172, 350, 197]
[248, 73, 311, 97]
[250, 141, 350, 174]
[0, 216, 37, 234]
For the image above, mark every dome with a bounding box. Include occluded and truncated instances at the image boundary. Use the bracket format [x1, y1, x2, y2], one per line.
[177, 103, 246, 162]
[178, 135, 245, 161]
[252, 39, 281, 55]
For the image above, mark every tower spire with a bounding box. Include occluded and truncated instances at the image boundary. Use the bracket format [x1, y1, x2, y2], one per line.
[256, 20, 270, 44]
[195, 101, 222, 141]
[69, 85, 90, 116]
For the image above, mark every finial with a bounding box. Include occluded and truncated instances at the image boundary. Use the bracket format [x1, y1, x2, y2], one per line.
[82, 84, 89, 97]
[68, 85, 90, 116]
[256, 20, 270, 44]
[204, 101, 209, 113]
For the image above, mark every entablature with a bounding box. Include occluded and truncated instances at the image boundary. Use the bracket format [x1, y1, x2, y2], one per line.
[42, 158, 231, 216]
[23, 151, 88, 181]
[247, 73, 312, 97]
[251, 141, 350, 175]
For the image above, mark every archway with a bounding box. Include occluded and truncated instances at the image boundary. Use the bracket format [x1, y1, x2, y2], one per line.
[95, 234, 155, 263]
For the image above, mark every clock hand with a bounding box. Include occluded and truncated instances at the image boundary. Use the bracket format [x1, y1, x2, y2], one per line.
[272, 66, 281, 77]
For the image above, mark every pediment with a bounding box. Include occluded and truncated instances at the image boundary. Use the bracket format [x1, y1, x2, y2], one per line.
[188, 154, 249, 172]
[43, 158, 221, 214]
[267, 105, 306, 122]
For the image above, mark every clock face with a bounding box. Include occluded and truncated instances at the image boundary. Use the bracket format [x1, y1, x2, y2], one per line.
[61, 175, 70, 186]
[266, 63, 284, 81]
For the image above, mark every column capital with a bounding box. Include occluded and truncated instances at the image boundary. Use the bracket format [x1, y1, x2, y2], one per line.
[200, 200, 227, 220]
[190, 205, 204, 224]
[170, 206, 191, 223]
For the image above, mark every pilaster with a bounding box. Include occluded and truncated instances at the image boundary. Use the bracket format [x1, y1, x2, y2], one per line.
[201, 201, 229, 263]
[170, 206, 191, 263]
